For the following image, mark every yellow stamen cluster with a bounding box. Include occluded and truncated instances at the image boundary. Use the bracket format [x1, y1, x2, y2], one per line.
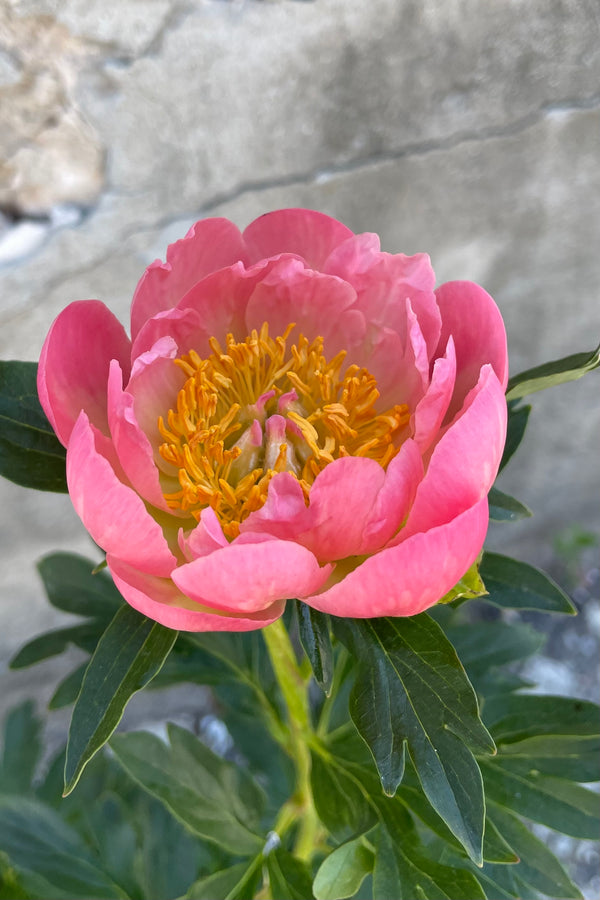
[157, 323, 410, 538]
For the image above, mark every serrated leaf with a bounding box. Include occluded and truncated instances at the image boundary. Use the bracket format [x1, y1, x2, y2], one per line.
[296, 602, 334, 695]
[111, 724, 265, 856]
[499, 403, 531, 472]
[0, 360, 68, 492]
[37, 552, 123, 619]
[333, 615, 494, 864]
[480, 552, 576, 613]
[0, 796, 127, 899]
[488, 487, 533, 522]
[480, 758, 600, 837]
[374, 807, 486, 900]
[0, 701, 41, 794]
[313, 835, 373, 900]
[185, 859, 262, 900]
[266, 846, 315, 900]
[487, 802, 583, 898]
[506, 344, 600, 401]
[64, 605, 177, 795]
[10, 622, 106, 669]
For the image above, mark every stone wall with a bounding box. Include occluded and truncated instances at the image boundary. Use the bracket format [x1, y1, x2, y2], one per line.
[1, 0, 599, 706]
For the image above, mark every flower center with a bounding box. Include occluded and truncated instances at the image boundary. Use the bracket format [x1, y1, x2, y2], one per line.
[157, 323, 410, 538]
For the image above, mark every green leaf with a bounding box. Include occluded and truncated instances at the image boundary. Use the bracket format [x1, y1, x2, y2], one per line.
[185, 859, 262, 900]
[333, 614, 495, 864]
[483, 694, 600, 741]
[37, 552, 123, 619]
[0, 795, 127, 899]
[310, 746, 379, 842]
[395, 781, 519, 864]
[506, 344, 600, 401]
[296, 602, 334, 695]
[313, 836, 373, 900]
[10, 622, 107, 668]
[487, 803, 583, 898]
[482, 694, 600, 781]
[499, 403, 531, 472]
[441, 620, 543, 679]
[266, 846, 315, 900]
[48, 663, 87, 709]
[488, 486, 532, 522]
[0, 701, 41, 794]
[0, 360, 68, 492]
[480, 757, 600, 838]
[438, 559, 487, 605]
[374, 807, 486, 900]
[111, 724, 265, 856]
[480, 552, 576, 614]
[64, 605, 177, 795]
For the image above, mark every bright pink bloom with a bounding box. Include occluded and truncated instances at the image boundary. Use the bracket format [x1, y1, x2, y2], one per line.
[38, 210, 508, 631]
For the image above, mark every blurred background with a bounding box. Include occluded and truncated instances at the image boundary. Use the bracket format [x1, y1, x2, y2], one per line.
[1, 0, 599, 891]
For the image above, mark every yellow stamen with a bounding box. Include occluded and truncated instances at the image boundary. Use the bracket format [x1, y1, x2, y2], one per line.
[157, 324, 410, 537]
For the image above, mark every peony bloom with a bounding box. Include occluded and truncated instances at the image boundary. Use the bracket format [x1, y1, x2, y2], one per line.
[38, 210, 508, 631]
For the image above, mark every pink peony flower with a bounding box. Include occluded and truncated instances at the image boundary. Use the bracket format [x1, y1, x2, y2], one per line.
[38, 210, 508, 631]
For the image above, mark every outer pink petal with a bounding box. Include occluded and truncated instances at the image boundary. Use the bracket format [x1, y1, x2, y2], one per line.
[172, 536, 332, 613]
[435, 280, 509, 415]
[243, 209, 353, 269]
[244, 256, 365, 356]
[130, 218, 248, 339]
[107, 360, 171, 510]
[67, 412, 177, 576]
[412, 336, 457, 453]
[38, 300, 131, 446]
[108, 556, 285, 632]
[398, 364, 506, 543]
[242, 443, 422, 561]
[306, 497, 489, 618]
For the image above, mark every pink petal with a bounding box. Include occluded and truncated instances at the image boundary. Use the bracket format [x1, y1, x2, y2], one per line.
[38, 300, 131, 446]
[435, 280, 509, 415]
[306, 497, 489, 618]
[126, 337, 186, 466]
[324, 238, 441, 362]
[172, 535, 332, 613]
[67, 412, 177, 576]
[131, 305, 210, 364]
[179, 507, 228, 561]
[398, 364, 507, 543]
[412, 337, 457, 453]
[244, 256, 364, 356]
[243, 209, 353, 269]
[239, 473, 312, 542]
[107, 360, 171, 511]
[130, 218, 248, 340]
[108, 556, 285, 632]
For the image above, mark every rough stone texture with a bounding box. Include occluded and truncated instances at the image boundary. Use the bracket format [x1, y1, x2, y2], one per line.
[0, 3, 598, 887]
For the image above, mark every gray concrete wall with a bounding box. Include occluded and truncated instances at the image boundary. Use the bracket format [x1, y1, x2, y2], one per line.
[1, 0, 599, 708]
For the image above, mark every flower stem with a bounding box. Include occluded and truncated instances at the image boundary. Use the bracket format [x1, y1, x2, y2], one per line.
[262, 617, 319, 862]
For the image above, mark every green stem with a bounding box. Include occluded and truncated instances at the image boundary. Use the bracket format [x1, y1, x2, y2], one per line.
[262, 618, 319, 862]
